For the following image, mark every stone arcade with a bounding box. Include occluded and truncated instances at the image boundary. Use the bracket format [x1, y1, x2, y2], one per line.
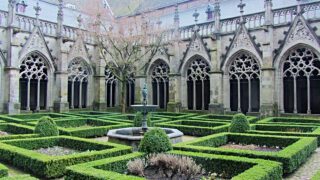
[0, 0, 319, 116]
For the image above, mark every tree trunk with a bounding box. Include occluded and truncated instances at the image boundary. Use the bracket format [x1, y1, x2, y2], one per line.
[121, 81, 127, 113]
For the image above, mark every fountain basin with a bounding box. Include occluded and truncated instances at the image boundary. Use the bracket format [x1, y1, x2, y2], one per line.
[107, 127, 184, 150]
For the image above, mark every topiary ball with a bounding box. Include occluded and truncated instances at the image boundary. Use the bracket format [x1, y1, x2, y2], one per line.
[138, 128, 172, 154]
[34, 116, 59, 136]
[229, 113, 250, 133]
[133, 112, 153, 127]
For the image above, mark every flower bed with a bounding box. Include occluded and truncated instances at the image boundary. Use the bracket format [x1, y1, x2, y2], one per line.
[173, 133, 317, 174]
[190, 114, 258, 123]
[156, 120, 230, 136]
[0, 136, 132, 178]
[0, 123, 38, 141]
[0, 113, 75, 124]
[247, 124, 320, 145]
[65, 151, 282, 180]
[258, 117, 320, 126]
[63, 111, 121, 118]
[151, 112, 198, 120]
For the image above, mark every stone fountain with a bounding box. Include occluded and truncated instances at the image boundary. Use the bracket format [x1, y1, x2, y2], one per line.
[107, 84, 183, 150]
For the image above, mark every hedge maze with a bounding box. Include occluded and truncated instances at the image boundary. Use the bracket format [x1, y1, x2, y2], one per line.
[0, 112, 318, 179]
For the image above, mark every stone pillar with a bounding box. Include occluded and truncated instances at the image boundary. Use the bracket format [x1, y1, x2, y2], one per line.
[5, 0, 20, 114]
[260, 0, 276, 117]
[167, 74, 181, 112]
[93, 75, 106, 110]
[209, 71, 224, 113]
[260, 68, 276, 116]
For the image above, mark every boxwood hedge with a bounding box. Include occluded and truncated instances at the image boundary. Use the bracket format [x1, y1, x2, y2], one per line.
[65, 151, 282, 180]
[190, 114, 258, 123]
[312, 169, 320, 180]
[0, 113, 75, 124]
[0, 136, 132, 178]
[156, 120, 230, 136]
[174, 133, 317, 174]
[258, 117, 320, 126]
[248, 124, 320, 146]
[63, 111, 120, 118]
[0, 123, 39, 141]
[0, 163, 8, 178]
[27, 118, 131, 138]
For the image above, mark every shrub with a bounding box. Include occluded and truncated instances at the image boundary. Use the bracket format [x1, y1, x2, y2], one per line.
[127, 153, 204, 179]
[138, 128, 172, 154]
[34, 116, 59, 136]
[229, 113, 250, 133]
[133, 112, 152, 127]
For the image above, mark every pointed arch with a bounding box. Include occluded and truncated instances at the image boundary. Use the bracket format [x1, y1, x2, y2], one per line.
[67, 57, 92, 109]
[184, 55, 211, 110]
[226, 50, 261, 113]
[19, 51, 53, 111]
[277, 44, 320, 114]
[148, 59, 170, 109]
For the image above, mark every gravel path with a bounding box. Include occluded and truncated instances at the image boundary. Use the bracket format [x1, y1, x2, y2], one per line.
[284, 148, 320, 180]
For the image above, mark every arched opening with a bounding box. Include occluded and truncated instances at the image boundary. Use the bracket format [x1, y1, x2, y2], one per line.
[228, 52, 260, 113]
[68, 58, 90, 109]
[105, 68, 117, 107]
[19, 52, 48, 111]
[150, 60, 169, 109]
[186, 57, 210, 110]
[282, 47, 320, 114]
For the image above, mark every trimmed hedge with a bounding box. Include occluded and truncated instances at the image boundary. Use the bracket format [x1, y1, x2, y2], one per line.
[0, 123, 38, 141]
[312, 169, 320, 180]
[34, 117, 59, 136]
[248, 124, 320, 146]
[156, 120, 230, 136]
[65, 151, 282, 180]
[0, 175, 38, 180]
[28, 118, 131, 138]
[0, 123, 34, 135]
[229, 113, 250, 133]
[0, 136, 132, 178]
[99, 115, 171, 126]
[173, 133, 317, 174]
[138, 128, 172, 154]
[0, 163, 8, 178]
[190, 114, 258, 123]
[0, 113, 75, 124]
[151, 112, 198, 121]
[258, 117, 320, 126]
[63, 111, 120, 118]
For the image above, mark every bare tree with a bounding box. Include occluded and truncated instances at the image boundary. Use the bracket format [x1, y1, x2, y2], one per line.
[82, 1, 166, 113]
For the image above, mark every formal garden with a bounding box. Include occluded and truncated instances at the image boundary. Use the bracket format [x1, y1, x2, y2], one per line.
[0, 111, 319, 180]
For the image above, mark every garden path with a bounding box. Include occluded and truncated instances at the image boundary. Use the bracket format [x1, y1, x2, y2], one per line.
[284, 148, 320, 180]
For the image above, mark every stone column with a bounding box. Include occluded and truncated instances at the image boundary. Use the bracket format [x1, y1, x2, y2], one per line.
[93, 62, 106, 110]
[53, 50, 69, 112]
[260, 0, 276, 117]
[167, 74, 181, 112]
[5, 0, 20, 114]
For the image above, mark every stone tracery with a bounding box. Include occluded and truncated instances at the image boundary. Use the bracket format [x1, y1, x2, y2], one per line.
[19, 52, 49, 111]
[282, 47, 320, 114]
[187, 58, 210, 110]
[228, 52, 260, 113]
[68, 58, 90, 109]
[151, 60, 169, 109]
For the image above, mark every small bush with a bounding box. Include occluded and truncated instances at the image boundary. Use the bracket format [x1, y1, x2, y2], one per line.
[229, 113, 250, 133]
[34, 116, 59, 136]
[133, 112, 152, 127]
[127, 153, 204, 179]
[138, 128, 172, 154]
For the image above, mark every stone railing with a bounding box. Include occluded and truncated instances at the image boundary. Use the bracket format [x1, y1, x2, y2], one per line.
[1, 1, 320, 43]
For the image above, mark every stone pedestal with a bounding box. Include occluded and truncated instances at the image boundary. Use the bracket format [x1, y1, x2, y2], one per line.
[5, 67, 20, 114]
[209, 103, 224, 114]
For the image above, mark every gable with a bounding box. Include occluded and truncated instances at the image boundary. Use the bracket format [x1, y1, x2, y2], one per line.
[19, 26, 55, 68]
[68, 35, 90, 63]
[221, 24, 262, 69]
